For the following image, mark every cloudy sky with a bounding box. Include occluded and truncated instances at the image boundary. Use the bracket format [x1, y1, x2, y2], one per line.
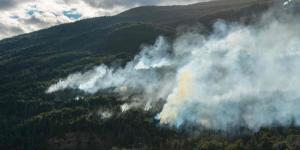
[0, 0, 204, 40]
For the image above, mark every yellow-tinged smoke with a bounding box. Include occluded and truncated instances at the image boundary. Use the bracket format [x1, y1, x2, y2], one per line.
[159, 69, 194, 124]
[177, 70, 193, 100]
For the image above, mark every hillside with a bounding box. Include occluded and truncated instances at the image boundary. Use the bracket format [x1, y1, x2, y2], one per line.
[0, 0, 272, 101]
[2, 0, 300, 150]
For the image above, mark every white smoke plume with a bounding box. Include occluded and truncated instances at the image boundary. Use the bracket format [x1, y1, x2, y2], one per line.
[47, 4, 300, 131]
[47, 36, 178, 107]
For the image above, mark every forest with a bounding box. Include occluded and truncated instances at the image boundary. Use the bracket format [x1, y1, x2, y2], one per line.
[0, 0, 300, 149]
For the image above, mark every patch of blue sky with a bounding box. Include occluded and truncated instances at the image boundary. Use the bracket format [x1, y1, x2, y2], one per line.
[26, 5, 38, 16]
[26, 9, 42, 17]
[10, 15, 19, 19]
[63, 9, 82, 20]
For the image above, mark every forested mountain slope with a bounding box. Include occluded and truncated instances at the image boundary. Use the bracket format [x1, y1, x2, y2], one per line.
[2, 0, 299, 150]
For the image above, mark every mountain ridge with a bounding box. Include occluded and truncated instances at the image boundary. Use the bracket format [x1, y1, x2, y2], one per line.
[0, 0, 273, 42]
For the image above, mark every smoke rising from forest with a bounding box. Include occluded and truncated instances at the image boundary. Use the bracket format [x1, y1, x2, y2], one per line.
[47, 3, 300, 131]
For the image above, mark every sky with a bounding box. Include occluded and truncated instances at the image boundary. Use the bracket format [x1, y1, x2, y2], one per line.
[0, 0, 204, 40]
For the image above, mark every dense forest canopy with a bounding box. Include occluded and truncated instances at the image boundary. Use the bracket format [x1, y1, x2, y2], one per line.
[1, 0, 300, 150]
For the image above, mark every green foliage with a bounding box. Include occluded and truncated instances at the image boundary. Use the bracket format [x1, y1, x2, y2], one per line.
[0, 0, 299, 150]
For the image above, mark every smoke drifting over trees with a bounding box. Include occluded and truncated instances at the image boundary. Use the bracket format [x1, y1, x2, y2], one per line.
[48, 3, 300, 132]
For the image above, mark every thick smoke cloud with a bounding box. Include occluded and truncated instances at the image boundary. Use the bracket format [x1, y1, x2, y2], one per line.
[47, 4, 300, 131]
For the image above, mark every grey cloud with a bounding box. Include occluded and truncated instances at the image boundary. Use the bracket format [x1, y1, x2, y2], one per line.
[0, 0, 32, 10]
[0, 12, 60, 40]
[0, 22, 24, 39]
[83, 0, 161, 9]
[0, 0, 203, 11]
[22, 15, 48, 26]
[82, 0, 202, 9]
